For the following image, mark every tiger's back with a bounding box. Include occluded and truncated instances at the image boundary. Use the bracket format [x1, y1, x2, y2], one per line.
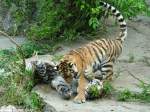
[63, 38, 122, 80]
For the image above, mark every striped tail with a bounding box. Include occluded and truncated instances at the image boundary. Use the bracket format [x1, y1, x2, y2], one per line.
[100, 1, 127, 42]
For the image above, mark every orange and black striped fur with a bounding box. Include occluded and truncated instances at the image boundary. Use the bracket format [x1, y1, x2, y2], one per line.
[57, 1, 127, 103]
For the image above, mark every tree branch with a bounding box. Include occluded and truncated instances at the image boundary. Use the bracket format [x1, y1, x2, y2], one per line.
[0, 30, 26, 70]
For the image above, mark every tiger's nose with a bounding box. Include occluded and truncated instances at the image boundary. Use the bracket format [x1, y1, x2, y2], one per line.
[73, 72, 78, 78]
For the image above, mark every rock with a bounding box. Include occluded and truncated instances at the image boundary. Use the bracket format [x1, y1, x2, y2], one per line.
[34, 84, 150, 112]
[43, 103, 57, 112]
[25, 54, 55, 71]
[0, 105, 24, 112]
[113, 62, 150, 93]
[0, 36, 26, 49]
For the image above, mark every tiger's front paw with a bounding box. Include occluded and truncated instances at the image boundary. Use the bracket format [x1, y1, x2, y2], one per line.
[73, 94, 86, 104]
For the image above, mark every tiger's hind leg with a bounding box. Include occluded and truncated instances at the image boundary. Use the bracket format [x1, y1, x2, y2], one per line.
[84, 66, 102, 81]
[101, 62, 114, 81]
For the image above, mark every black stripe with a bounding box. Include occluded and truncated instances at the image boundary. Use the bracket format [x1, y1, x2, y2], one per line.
[102, 64, 112, 68]
[72, 50, 84, 62]
[86, 46, 93, 57]
[96, 39, 107, 49]
[95, 41, 107, 53]
[120, 24, 126, 28]
[116, 40, 122, 55]
[116, 13, 121, 17]
[108, 5, 111, 10]
[113, 41, 118, 57]
[120, 28, 126, 32]
[110, 40, 115, 60]
[112, 9, 116, 13]
[100, 1, 104, 6]
[120, 33, 125, 37]
[106, 40, 114, 61]
[100, 39, 109, 50]
[91, 46, 102, 64]
[118, 18, 124, 22]
[104, 3, 107, 7]
[91, 42, 104, 57]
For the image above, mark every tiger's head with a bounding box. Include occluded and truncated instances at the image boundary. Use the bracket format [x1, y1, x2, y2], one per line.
[57, 60, 78, 84]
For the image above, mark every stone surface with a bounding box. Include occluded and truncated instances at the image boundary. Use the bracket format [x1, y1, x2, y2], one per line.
[0, 105, 24, 112]
[43, 103, 57, 112]
[113, 62, 150, 93]
[35, 84, 150, 112]
[0, 36, 26, 49]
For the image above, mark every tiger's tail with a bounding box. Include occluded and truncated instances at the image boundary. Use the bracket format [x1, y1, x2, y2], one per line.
[100, 1, 127, 42]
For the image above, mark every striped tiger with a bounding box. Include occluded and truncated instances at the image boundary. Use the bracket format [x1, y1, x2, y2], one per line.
[57, 1, 127, 103]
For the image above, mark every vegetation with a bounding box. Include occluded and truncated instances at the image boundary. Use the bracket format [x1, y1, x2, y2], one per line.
[117, 83, 150, 102]
[87, 81, 114, 99]
[1, 0, 149, 41]
[102, 81, 114, 97]
[0, 45, 46, 111]
[87, 83, 101, 99]
[87, 79, 150, 103]
[128, 54, 135, 63]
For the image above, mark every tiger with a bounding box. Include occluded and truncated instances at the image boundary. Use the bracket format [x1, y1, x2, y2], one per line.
[28, 61, 103, 100]
[57, 1, 127, 103]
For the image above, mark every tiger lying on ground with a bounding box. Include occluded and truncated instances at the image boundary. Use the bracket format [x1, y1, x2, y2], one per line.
[57, 1, 127, 103]
[28, 61, 103, 100]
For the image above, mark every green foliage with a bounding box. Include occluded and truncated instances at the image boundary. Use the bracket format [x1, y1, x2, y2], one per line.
[27, 0, 64, 40]
[106, 0, 150, 18]
[128, 54, 135, 63]
[103, 81, 114, 96]
[21, 41, 42, 58]
[2, 0, 149, 41]
[0, 61, 44, 111]
[88, 84, 101, 98]
[117, 89, 133, 101]
[117, 83, 150, 102]
[23, 91, 44, 110]
[0, 48, 45, 111]
[20, 41, 59, 58]
[137, 83, 150, 102]
[0, 49, 18, 71]
[53, 54, 63, 61]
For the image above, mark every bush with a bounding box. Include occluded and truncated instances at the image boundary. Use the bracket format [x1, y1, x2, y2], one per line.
[1, 0, 150, 41]
[0, 49, 44, 111]
[117, 83, 150, 102]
